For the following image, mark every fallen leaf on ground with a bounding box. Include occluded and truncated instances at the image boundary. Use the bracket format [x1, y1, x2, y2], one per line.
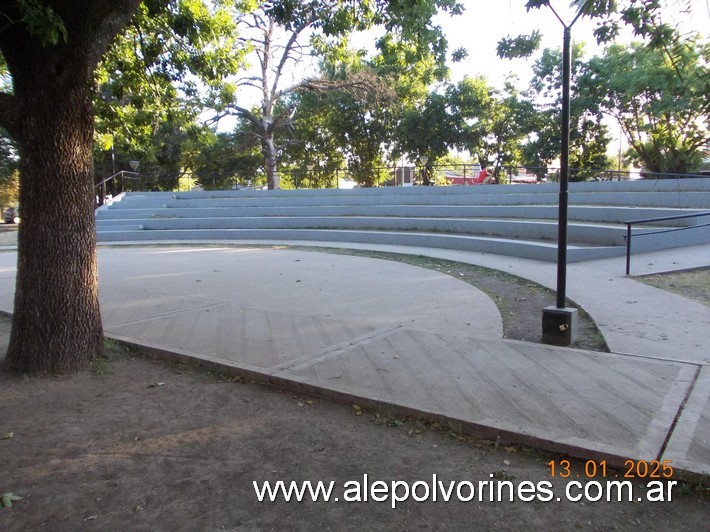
[1, 493, 22, 508]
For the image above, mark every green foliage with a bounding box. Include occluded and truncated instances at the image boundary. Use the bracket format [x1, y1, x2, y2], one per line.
[504, 1, 689, 62]
[221, 0, 463, 188]
[443, 75, 537, 169]
[1, 492, 22, 508]
[94, 0, 245, 184]
[0, 127, 19, 209]
[486, 79, 539, 169]
[583, 38, 708, 174]
[0, 170, 19, 211]
[395, 92, 458, 178]
[266, 0, 464, 75]
[495, 2, 710, 179]
[191, 128, 264, 189]
[301, 87, 390, 186]
[446, 76, 494, 162]
[281, 92, 346, 186]
[0, 129, 17, 177]
[496, 32, 542, 60]
[522, 44, 611, 177]
[18, 0, 67, 46]
[373, 0, 464, 80]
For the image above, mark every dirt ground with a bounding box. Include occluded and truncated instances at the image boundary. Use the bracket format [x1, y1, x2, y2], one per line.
[0, 240, 708, 529]
[0, 331, 707, 531]
[637, 267, 710, 307]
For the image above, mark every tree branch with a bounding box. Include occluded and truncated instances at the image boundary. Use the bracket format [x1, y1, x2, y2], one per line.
[271, 20, 310, 97]
[230, 105, 264, 133]
[276, 70, 392, 103]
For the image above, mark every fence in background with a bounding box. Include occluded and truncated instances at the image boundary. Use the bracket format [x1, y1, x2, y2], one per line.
[96, 164, 709, 196]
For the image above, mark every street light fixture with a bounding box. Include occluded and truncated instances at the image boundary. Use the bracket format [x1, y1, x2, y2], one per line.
[541, 0, 591, 346]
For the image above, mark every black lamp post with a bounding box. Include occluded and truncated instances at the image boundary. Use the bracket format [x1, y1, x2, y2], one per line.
[541, 0, 590, 346]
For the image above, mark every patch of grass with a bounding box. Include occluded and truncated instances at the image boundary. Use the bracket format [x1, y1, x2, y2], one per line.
[103, 338, 134, 361]
[637, 268, 710, 307]
[90, 356, 112, 376]
[168, 358, 248, 384]
[92, 338, 136, 375]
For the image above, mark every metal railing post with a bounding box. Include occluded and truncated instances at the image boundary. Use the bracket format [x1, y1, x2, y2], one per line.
[625, 211, 710, 274]
[626, 223, 632, 276]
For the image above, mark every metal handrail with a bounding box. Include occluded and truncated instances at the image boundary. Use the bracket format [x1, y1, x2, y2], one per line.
[95, 170, 140, 189]
[95, 170, 141, 207]
[625, 211, 710, 275]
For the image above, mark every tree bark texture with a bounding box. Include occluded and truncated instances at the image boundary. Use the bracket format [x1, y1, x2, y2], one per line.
[263, 133, 280, 190]
[0, 0, 140, 374]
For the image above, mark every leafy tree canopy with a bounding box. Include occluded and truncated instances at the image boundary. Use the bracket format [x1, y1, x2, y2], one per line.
[582, 37, 709, 174]
[94, 0, 245, 186]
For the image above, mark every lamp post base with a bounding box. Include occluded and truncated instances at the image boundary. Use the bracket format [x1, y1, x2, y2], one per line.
[542, 306, 578, 346]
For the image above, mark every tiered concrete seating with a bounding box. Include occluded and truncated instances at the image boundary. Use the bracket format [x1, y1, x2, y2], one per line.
[96, 178, 710, 262]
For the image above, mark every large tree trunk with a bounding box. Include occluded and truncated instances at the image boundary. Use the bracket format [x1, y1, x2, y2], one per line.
[263, 134, 280, 190]
[4, 78, 102, 374]
[0, 0, 140, 374]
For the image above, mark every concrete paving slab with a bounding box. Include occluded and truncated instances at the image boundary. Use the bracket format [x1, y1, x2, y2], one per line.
[0, 244, 707, 476]
[276, 329, 696, 464]
[228, 241, 708, 365]
[662, 366, 710, 475]
[106, 303, 385, 369]
[96, 246, 503, 343]
[95, 247, 501, 371]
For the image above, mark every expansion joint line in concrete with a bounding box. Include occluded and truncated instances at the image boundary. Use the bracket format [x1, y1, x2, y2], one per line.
[606, 349, 708, 368]
[277, 325, 403, 374]
[105, 301, 227, 328]
[656, 364, 702, 461]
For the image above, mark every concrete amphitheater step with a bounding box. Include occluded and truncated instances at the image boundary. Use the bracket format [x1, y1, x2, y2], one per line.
[96, 227, 626, 262]
[97, 216, 648, 247]
[96, 204, 704, 226]
[95, 178, 710, 262]
[103, 191, 710, 209]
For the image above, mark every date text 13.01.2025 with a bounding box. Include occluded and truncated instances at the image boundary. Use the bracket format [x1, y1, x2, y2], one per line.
[547, 459, 674, 479]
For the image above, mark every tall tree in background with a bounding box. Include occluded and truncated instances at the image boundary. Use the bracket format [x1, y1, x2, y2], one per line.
[95, 0, 244, 189]
[583, 39, 708, 174]
[498, 0, 703, 175]
[396, 92, 458, 184]
[0, 1, 141, 374]
[191, 126, 264, 189]
[446, 76, 495, 164]
[215, 0, 464, 189]
[218, 2, 376, 189]
[524, 45, 610, 178]
[0, 63, 17, 206]
[281, 90, 348, 188]
[485, 79, 538, 171]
